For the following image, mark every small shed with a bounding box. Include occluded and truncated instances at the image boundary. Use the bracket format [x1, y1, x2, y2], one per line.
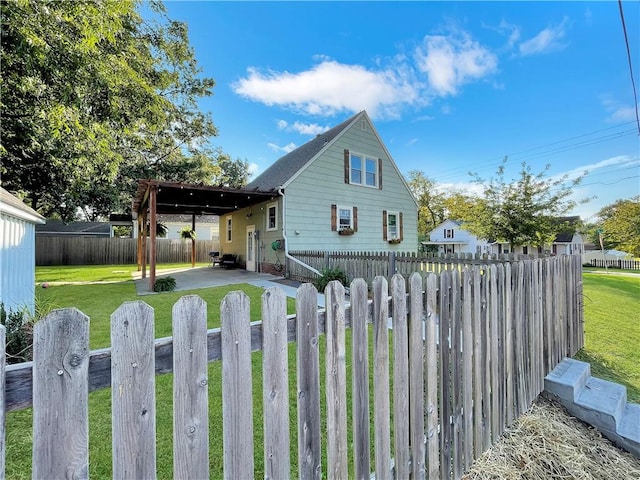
[0, 187, 46, 314]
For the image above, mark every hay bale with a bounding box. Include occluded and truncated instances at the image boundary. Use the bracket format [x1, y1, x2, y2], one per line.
[463, 397, 640, 480]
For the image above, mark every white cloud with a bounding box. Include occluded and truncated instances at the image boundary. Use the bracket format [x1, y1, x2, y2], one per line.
[414, 31, 498, 96]
[267, 142, 297, 154]
[233, 28, 498, 118]
[277, 119, 328, 135]
[406, 138, 419, 146]
[233, 61, 419, 119]
[519, 17, 569, 56]
[601, 95, 638, 123]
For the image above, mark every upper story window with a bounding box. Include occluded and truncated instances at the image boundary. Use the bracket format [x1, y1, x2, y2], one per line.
[226, 216, 232, 243]
[345, 149, 381, 188]
[444, 228, 454, 239]
[266, 202, 277, 231]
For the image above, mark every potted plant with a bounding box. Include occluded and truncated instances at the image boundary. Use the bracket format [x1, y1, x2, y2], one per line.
[179, 227, 197, 240]
[338, 227, 355, 235]
[388, 238, 401, 244]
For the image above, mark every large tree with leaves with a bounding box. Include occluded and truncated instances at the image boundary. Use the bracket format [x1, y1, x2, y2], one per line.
[465, 160, 586, 249]
[1, 0, 221, 220]
[596, 196, 640, 256]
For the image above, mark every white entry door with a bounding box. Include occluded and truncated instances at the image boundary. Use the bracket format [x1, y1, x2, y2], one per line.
[246, 225, 256, 272]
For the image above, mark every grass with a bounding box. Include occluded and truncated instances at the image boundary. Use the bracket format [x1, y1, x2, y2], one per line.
[35, 262, 209, 284]
[575, 272, 640, 403]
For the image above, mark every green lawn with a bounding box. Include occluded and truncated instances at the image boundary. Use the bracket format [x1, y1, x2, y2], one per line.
[35, 262, 209, 284]
[575, 272, 640, 403]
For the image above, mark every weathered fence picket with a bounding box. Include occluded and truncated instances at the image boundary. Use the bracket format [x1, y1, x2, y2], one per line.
[1, 255, 584, 480]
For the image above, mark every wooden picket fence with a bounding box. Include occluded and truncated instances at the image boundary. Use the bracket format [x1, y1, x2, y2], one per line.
[0, 255, 583, 479]
[287, 250, 554, 284]
[36, 237, 219, 265]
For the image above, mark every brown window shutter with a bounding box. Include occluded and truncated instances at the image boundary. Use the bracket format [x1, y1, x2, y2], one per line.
[399, 212, 404, 241]
[344, 149, 350, 184]
[331, 204, 337, 231]
[353, 206, 358, 232]
[378, 159, 383, 189]
[382, 210, 387, 240]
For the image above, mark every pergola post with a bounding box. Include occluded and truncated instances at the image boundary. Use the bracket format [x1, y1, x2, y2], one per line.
[149, 185, 158, 290]
[141, 210, 147, 279]
[191, 213, 196, 268]
[136, 215, 143, 272]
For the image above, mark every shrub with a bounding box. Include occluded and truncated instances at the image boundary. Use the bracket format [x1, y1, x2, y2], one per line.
[1, 303, 33, 364]
[153, 276, 177, 292]
[314, 266, 348, 292]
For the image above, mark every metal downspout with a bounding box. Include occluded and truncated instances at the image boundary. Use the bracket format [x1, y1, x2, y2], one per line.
[278, 187, 320, 276]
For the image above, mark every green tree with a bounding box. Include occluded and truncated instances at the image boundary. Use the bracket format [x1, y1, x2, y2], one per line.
[597, 197, 640, 256]
[466, 160, 586, 249]
[1, 0, 218, 220]
[211, 149, 251, 188]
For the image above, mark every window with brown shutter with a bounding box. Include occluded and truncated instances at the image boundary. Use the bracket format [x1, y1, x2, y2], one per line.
[399, 212, 404, 241]
[378, 159, 383, 190]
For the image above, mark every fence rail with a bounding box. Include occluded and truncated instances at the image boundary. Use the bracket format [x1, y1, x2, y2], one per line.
[589, 258, 640, 270]
[1, 255, 583, 479]
[36, 237, 219, 265]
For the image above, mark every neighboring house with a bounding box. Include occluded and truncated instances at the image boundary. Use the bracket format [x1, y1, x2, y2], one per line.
[0, 187, 46, 314]
[225, 110, 419, 274]
[157, 214, 219, 241]
[36, 220, 111, 237]
[425, 216, 585, 259]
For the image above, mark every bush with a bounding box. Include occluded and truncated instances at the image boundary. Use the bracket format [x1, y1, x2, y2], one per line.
[0, 303, 33, 364]
[314, 266, 348, 292]
[153, 276, 177, 292]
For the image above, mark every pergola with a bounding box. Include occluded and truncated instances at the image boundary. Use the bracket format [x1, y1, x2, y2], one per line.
[133, 179, 276, 290]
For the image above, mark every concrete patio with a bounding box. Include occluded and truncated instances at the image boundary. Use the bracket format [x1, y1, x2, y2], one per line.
[132, 265, 327, 306]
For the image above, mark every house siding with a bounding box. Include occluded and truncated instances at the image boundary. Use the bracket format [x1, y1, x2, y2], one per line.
[1, 213, 37, 314]
[284, 120, 418, 252]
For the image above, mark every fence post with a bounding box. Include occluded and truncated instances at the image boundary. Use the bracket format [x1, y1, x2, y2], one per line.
[111, 301, 156, 479]
[373, 276, 391, 479]
[351, 278, 371, 479]
[33, 308, 89, 480]
[325, 281, 348, 479]
[221, 291, 254, 479]
[172, 296, 209, 479]
[408, 273, 425, 478]
[297, 284, 322, 480]
[389, 251, 396, 276]
[262, 287, 291, 479]
[424, 273, 440, 479]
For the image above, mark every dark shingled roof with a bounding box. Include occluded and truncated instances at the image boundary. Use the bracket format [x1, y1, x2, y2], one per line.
[554, 216, 581, 243]
[36, 220, 111, 236]
[246, 112, 362, 191]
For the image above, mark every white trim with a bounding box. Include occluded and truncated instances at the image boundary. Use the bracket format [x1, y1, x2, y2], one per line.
[266, 202, 278, 231]
[0, 203, 46, 224]
[337, 204, 354, 230]
[348, 150, 379, 188]
[386, 210, 400, 240]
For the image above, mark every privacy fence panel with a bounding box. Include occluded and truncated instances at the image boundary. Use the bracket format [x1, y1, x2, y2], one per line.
[36, 237, 219, 265]
[2, 255, 583, 480]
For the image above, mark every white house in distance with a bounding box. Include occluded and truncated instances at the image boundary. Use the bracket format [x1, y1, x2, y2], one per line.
[426, 217, 585, 259]
[0, 187, 46, 314]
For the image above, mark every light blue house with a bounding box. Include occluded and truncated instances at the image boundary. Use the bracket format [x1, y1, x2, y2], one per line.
[223, 111, 419, 274]
[0, 187, 46, 314]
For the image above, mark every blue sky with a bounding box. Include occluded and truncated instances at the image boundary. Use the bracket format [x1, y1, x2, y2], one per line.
[161, 1, 639, 221]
